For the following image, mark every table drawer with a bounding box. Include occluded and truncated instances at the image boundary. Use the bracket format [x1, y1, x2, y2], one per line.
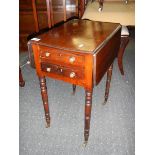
[39, 46, 85, 67]
[41, 63, 84, 80]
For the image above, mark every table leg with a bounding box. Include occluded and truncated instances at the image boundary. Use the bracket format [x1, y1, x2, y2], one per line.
[84, 89, 93, 146]
[19, 67, 25, 87]
[103, 64, 113, 104]
[39, 77, 50, 128]
[72, 84, 76, 95]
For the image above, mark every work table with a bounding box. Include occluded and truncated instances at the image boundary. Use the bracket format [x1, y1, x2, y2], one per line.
[28, 19, 121, 145]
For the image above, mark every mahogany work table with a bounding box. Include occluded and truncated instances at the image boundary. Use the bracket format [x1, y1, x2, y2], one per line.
[28, 19, 121, 145]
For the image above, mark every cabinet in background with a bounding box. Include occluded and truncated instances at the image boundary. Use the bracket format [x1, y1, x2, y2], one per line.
[19, 0, 78, 52]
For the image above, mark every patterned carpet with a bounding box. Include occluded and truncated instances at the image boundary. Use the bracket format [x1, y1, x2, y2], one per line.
[19, 30, 135, 155]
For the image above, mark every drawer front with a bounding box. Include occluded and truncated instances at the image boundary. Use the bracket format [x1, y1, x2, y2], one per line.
[39, 46, 85, 67]
[41, 63, 84, 79]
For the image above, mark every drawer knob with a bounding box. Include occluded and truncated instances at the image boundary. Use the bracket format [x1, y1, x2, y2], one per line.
[60, 68, 63, 72]
[46, 67, 51, 72]
[45, 52, 50, 57]
[70, 72, 76, 78]
[69, 57, 75, 63]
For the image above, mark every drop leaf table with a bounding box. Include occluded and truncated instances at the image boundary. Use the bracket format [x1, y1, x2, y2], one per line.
[28, 19, 121, 145]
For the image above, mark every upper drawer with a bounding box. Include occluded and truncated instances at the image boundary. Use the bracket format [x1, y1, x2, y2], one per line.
[39, 46, 85, 67]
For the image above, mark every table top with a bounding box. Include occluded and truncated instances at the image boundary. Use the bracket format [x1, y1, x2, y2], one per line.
[30, 19, 121, 54]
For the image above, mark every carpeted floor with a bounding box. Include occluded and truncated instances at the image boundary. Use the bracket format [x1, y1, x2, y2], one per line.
[19, 30, 135, 155]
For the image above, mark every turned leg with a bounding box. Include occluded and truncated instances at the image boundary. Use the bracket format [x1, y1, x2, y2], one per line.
[19, 67, 25, 87]
[72, 84, 76, 95]
[103, 64, 113, 104]
[39, 77, 50, 128]
[84, 89, 93, 146]
[118, 36, 129, 75]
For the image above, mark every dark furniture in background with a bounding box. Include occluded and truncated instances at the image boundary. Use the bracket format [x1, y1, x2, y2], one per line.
[19, 0, 132, 52]
[19, 0, 123, 52]
[19, 0, 79, 52]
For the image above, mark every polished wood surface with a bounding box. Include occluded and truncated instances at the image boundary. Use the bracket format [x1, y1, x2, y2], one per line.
[30, 19, 120, 52]
[95, 27, 120, 85]
[29, 19, 121, 144]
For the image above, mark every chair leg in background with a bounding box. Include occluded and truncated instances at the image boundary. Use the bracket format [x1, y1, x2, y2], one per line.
[118, 36, 129, 75]
[19, 67, 25, 87]
[72, 84, 76, 95]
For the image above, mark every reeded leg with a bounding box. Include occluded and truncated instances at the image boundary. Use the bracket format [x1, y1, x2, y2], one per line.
[19, 67, 25, 87]
[39, 77, 50, 128]
[84, 89, 93, 146]
[118, 36, 129, 75]
[72, 84, 76, 95]
[103, 64, 113, 104]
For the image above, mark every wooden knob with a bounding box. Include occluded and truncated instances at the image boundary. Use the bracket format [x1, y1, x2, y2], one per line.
[45, 52, 50, 57]
[46, 68, 51, 72]
[69, 57, 75, 63]
[70, 72, 76, 78]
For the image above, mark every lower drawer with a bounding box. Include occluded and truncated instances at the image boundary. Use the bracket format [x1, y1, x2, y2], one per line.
[41, 63, 84, 80]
